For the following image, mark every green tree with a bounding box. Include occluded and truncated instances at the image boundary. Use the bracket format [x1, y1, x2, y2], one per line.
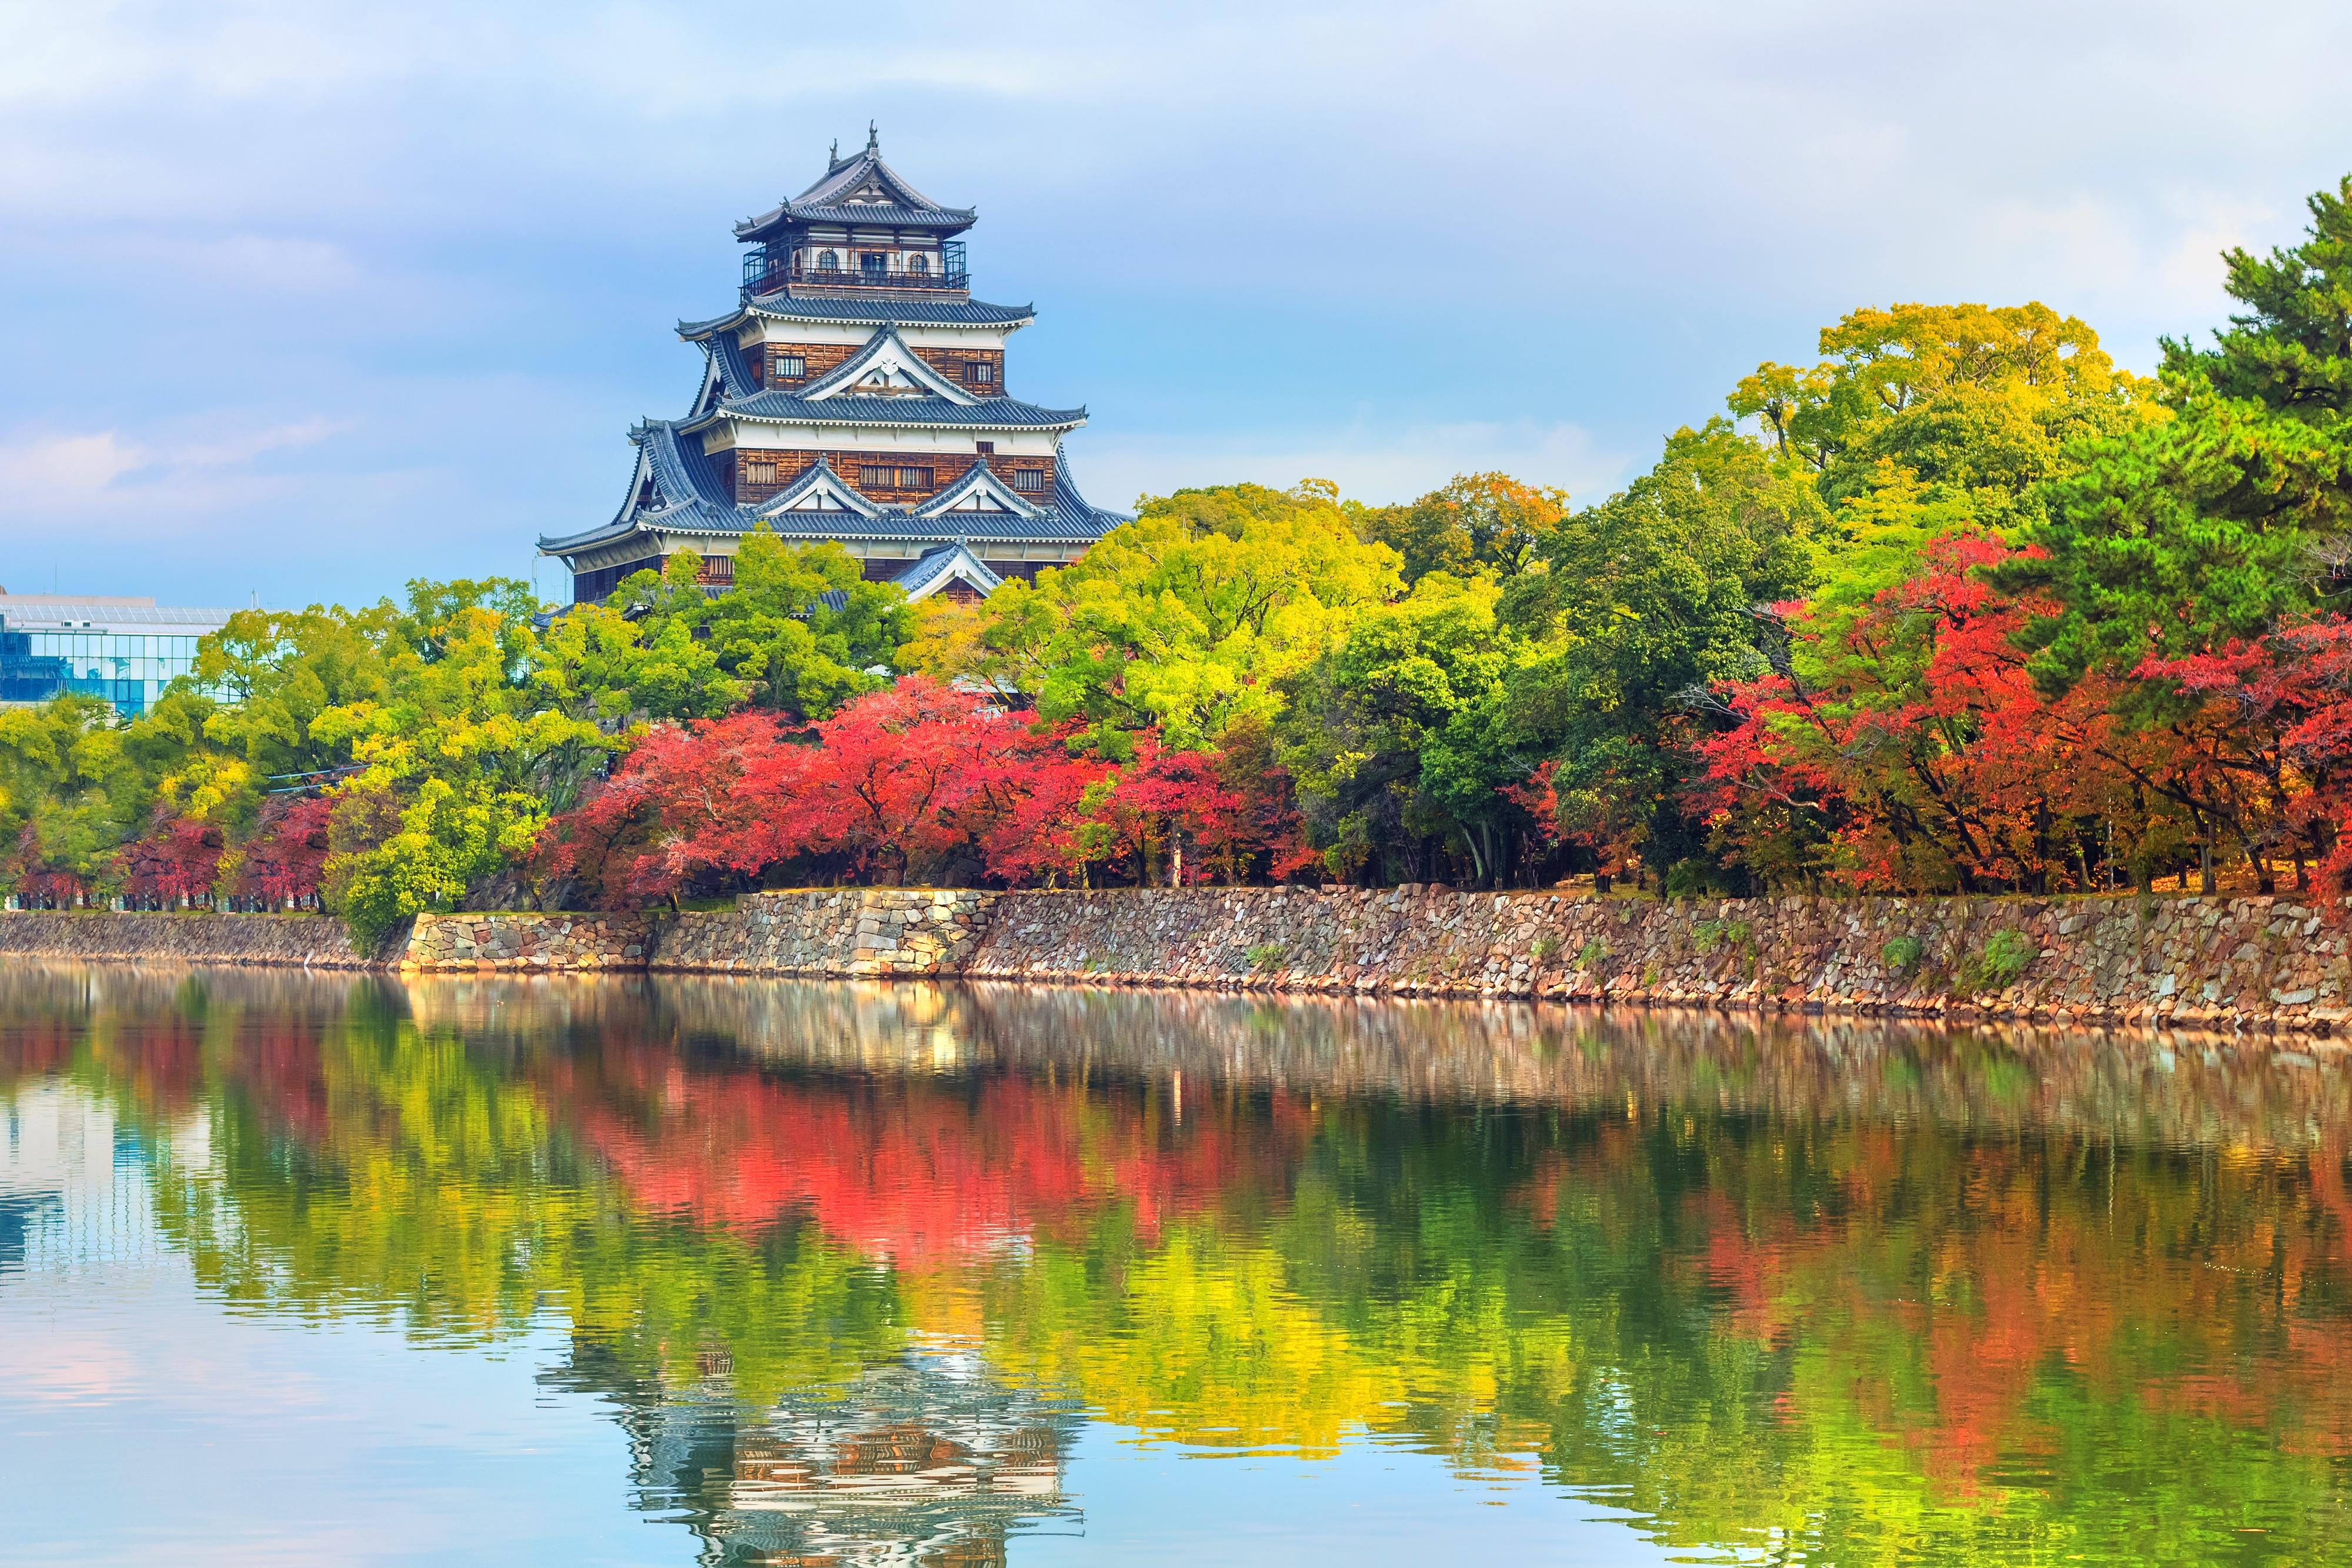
[1358, 472, 1569, 585]
[533, 599, 743, 725]
[191, 604, 397, 781]
[1503, 421, 1825, 884]
[1281, 574, 1536, 883]
[1729, 300, 2147, 529]
[312, 579, 610, 940]
[2018, 176, 2352, 683]
[622, 530, 911, 719]
[938, 480, 1402, 748]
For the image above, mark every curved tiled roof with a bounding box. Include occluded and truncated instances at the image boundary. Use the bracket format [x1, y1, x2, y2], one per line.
[696, 392, 1086, 432]
[755, 508, 1105, 545]
[1050, 442, 1133, 531]
[541, 431, 1122, 555]
[706, 336, 757, 400]
[890, 543, 1005, 601]
[735, 138, 977, 242]
[677, 296, 1036, 339]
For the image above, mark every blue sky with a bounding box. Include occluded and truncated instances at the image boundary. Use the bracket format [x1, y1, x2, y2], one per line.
[3, 0, 2349, 610]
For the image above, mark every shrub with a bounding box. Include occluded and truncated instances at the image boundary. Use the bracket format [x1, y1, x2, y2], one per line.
[1246, 941, 1288, 973]
[1880, 934, 1925, 974]
[1576, 938, 1608, 968]
[1958, 928, 2038, 992]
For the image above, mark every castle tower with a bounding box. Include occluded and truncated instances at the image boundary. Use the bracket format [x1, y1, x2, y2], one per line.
[540, 128, 1126, 604]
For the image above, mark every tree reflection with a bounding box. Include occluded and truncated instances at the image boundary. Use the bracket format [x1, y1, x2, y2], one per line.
[6, 964, 2352, 1564]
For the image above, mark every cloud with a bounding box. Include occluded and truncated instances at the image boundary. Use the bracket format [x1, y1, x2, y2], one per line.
[0, 417, 348, 523]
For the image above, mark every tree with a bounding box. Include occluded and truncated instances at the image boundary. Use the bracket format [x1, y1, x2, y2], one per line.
[1729, 300, 2147, 526]
[1504, 421, 1825, 887]
[117, 811, 225, 908]
[534, 599, 742, 725]
[622, 530, 912, 720]
[936, 481, 1403, 748]
[1282, 573, 1539, 884]
[192, 604, 396, 781]
[1358, 472, 1568, 585]
[2018, 176, 2352, 686]
[312, 579, 610, 940]
[233, 795, 336, 908]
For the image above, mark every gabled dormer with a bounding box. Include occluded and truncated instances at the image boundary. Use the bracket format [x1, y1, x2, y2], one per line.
[911, 462, 1048, 521]
[797, 325, 977, 404]
[753, 457, 884, 518]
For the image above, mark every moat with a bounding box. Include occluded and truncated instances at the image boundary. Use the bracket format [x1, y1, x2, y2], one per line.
[5, 966, 2351, 1564]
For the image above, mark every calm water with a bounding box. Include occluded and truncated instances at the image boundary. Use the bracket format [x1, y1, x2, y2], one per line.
[5, 969, 2351, 1566]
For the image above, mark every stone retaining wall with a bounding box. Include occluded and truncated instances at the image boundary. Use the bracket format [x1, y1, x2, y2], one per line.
[966, 887, 2349, 1031]
[0, 910, 372, 968]
[654, 889, 997, 977]
[396, 913, 655, 972]
[6, 888, 2347, 1032]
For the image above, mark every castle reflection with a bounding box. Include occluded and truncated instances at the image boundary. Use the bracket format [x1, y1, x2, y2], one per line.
[6, 963, 2352, 1566]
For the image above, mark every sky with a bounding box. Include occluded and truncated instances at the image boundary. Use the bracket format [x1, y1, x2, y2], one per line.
[2, 0, 2349, 610]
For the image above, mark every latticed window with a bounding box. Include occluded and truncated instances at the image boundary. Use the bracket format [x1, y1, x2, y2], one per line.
[743, 458, 778, 486]
[861, 464, 934, 490]
[1011, 467, 1046, 493]
[771, 353, 806, 380]
[961, 360, 996, 386]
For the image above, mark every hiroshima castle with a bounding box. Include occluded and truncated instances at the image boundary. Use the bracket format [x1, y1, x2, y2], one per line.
[539, 129, 1127, 604]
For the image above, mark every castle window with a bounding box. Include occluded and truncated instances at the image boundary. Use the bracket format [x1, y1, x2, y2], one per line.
[861, 252, 886, 279]
[975, 441, 995, 455]
[861, 464, 935, 490]
[743, 457, 779, 486]
[908, 253, 929, 275]
[817, 250, 839, 272]
[961, 360, 996, 386]
[1011, 467, 1045, 493]
[772, 353, 806, 380]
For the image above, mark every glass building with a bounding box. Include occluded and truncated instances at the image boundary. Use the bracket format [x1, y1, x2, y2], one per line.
[0, 596, 235, 718]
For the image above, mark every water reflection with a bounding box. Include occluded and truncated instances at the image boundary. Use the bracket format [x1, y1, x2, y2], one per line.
[4, 964, 2352, 1564]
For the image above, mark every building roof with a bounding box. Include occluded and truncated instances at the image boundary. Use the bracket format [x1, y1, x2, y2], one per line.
[690, 392, 1087, 434]
[735, 131, 978, 243]
[890, 543, 1005, 601]
[537, 435, 1127, 557]
[677, 295, 1036, 340]
[0, 597, 235, 631]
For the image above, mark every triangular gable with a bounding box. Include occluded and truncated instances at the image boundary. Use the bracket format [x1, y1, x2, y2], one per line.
[753, 456, 884, 518]
[794, 139, 948, 214]
[911, 462, 1046, 521]
[890, 543, 1005, 603]
[798, 325, 975, 405]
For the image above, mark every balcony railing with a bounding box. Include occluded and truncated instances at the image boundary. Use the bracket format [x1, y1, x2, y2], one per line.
[742, 255, 970, 302]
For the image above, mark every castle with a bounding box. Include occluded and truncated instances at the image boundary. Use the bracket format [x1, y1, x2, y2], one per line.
[539, 128, 1127, 604]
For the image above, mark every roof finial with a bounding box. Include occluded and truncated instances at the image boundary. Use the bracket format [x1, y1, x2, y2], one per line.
[828, 137, 838, 166]
[867, 121, 879, 153]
